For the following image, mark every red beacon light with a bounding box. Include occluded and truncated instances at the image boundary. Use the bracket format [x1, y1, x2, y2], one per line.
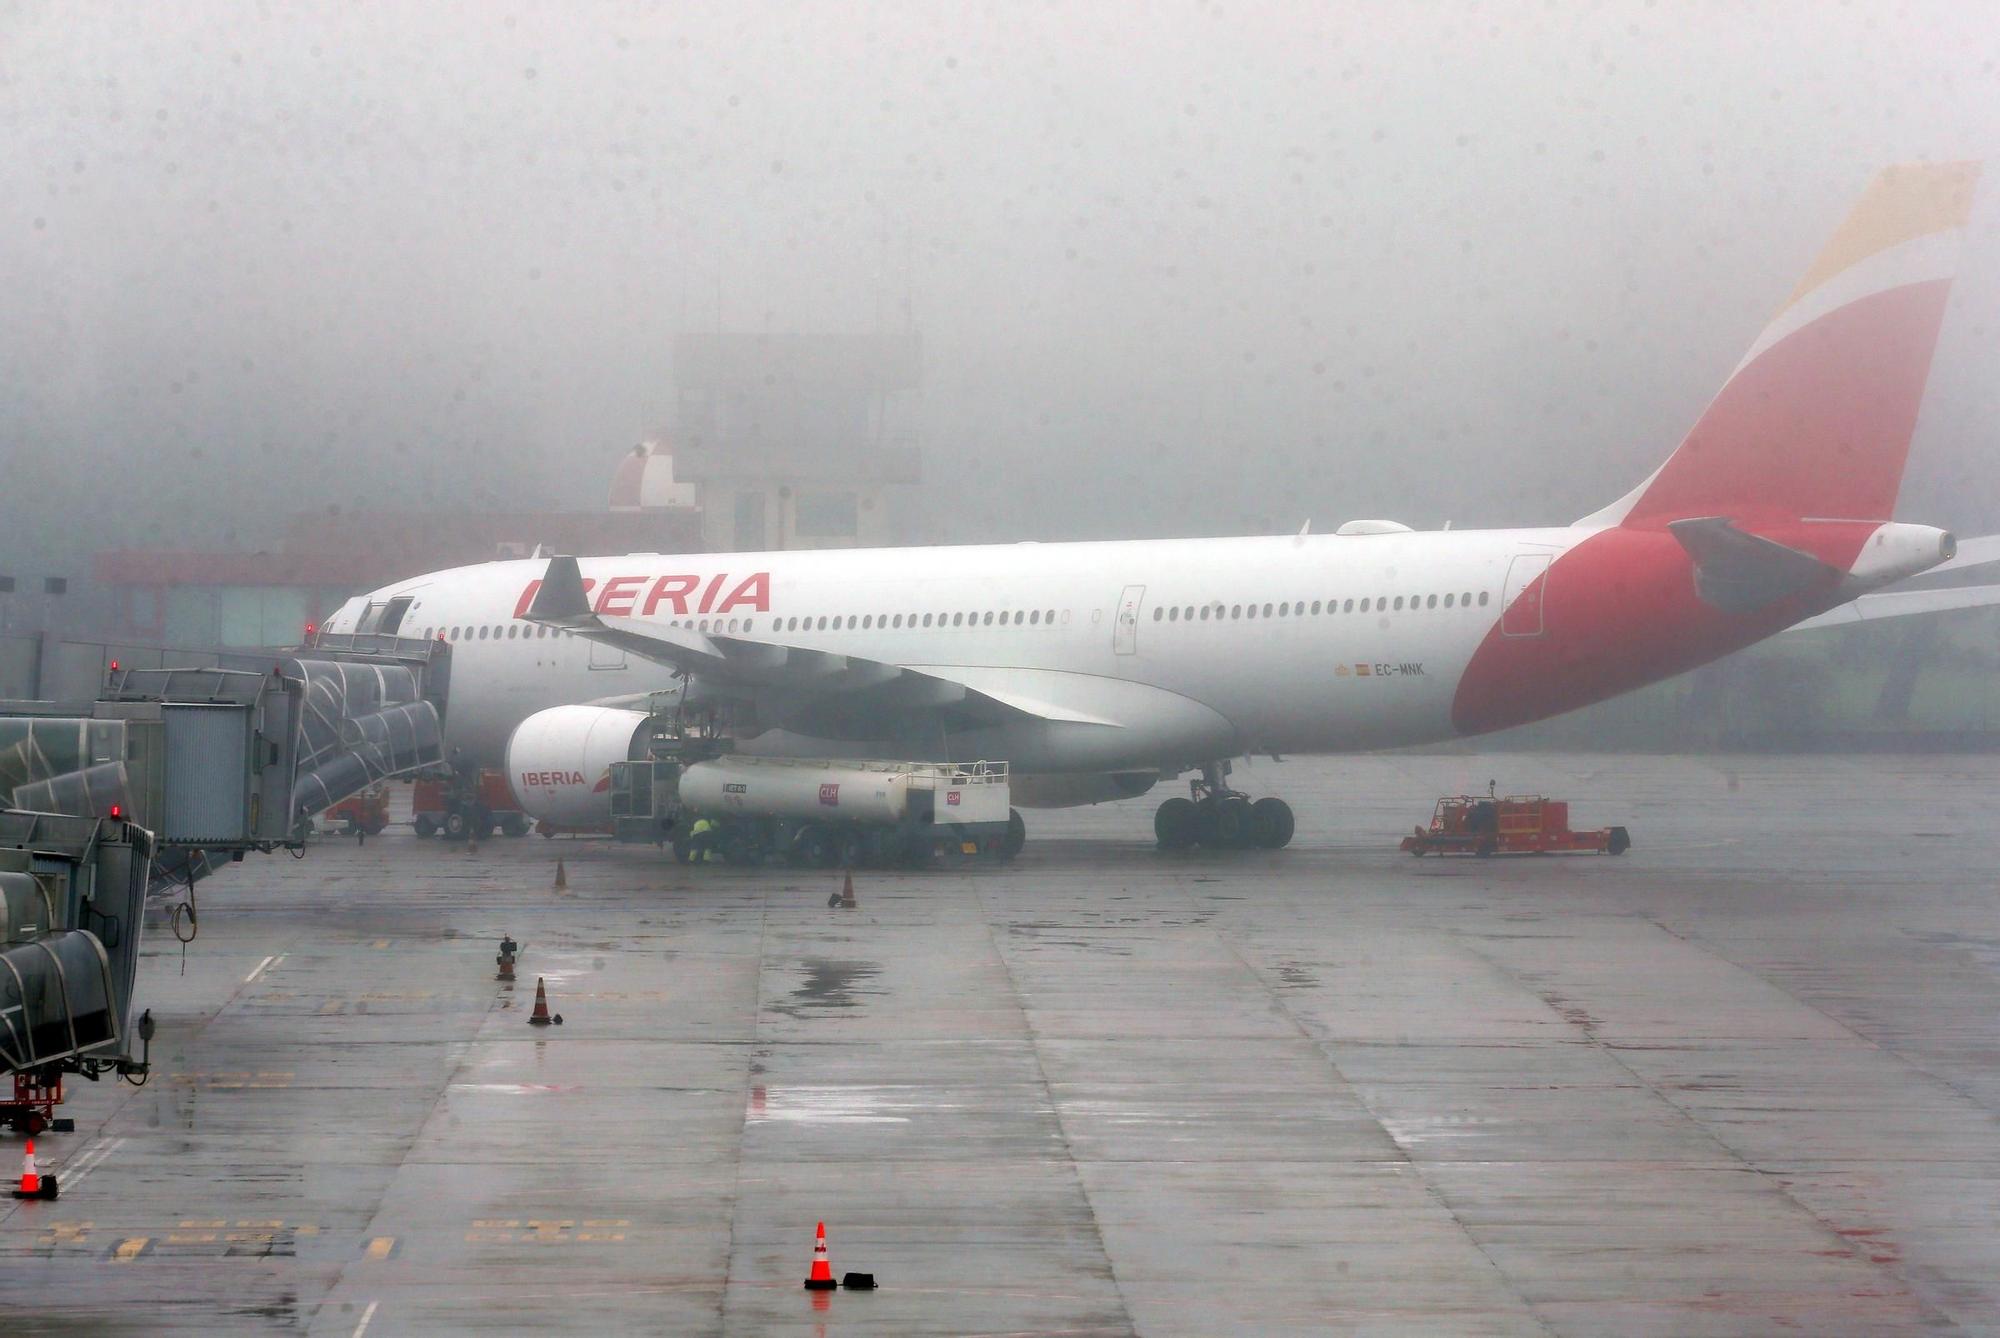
[108, 804, 123, 821]
[303, 621, 318, 644]
[108, 659, 119, 673]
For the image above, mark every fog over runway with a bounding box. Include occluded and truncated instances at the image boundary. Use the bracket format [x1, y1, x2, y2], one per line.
[3, 753, 1997, 1335]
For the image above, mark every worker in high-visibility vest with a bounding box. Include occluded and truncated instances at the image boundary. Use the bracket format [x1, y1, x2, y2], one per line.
[686, 816, 722, 863]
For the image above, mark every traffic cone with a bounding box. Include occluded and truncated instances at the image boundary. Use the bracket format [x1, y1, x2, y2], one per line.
[554, 858, 567, 889]
[526, 976, 562, 1027]
[839, 871, 856, 910]
[11, 1139, 55, 1200]
[803, 1220, 837, 1290]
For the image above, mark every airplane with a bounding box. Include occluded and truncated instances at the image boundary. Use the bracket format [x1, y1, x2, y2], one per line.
[323, 161, 1988, 851]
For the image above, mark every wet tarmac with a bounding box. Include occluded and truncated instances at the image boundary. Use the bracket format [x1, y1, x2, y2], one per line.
[5, 753, 2000, 1335]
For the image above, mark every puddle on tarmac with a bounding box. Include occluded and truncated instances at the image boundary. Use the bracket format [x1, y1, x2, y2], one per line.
[769, 957, 882, 1019]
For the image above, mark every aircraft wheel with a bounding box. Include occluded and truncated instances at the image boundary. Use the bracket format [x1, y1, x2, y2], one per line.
[501, 814, 529, 838]
[1250, 797, 1294, 850]
[1154, 797, 1198, 849]
[413, 815, 438, 839]
[1212, 796, 1253, 849]
[443, 810, 470, 842]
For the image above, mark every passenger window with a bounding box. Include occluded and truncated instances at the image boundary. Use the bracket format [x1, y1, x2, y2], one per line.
[1310, 601, 1321, 615]
[1230, 604, 1242, 618]
[952, 613, 963, 626]
[1168, 606, 1179, 621]
[1426, 595, 1437, 609]
[1444, 593, 1454, 608]
[1478, 591, 1490, 606]
[1463, 591, 1473, 606]
[1263, 603, 1273, 617]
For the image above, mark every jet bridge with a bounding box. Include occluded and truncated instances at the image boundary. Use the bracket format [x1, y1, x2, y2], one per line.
[0, 635, 452, 1093]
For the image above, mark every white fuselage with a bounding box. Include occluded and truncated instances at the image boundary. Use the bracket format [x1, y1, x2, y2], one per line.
[327, 527, 1580, 774]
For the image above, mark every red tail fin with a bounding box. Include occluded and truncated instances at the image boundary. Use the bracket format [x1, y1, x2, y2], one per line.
[1583, 162, 1980, 529]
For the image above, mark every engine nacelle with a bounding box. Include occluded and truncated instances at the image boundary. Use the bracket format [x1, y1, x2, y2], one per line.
[505, 705, 652, 826]
[1843, 522, 1957, 592]
[1008, 771, 1158, 809]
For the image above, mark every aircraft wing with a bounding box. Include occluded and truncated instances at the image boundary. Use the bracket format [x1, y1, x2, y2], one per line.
[1788, 583, 2000, 633]
[525, 555, 1121, 734]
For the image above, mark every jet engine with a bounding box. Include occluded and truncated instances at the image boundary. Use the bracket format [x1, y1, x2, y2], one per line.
[504, 705, 652, 827]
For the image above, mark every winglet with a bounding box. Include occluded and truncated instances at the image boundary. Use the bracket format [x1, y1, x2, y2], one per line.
[526, 555, 594, 623]
[1668, 517, 1839, 613]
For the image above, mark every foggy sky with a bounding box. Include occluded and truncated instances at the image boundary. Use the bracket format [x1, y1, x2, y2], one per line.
[3, 1, 1998, 579]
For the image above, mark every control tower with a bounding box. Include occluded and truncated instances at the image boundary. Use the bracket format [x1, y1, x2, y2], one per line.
[669, 332, 924, 551]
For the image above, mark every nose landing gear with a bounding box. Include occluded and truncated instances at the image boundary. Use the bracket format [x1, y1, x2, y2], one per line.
[1154, 763, 1293, 850]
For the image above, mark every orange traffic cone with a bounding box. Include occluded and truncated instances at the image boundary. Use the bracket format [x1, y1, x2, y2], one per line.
[11, 1138, 55, 1200]
[554, 858, 567, 889]
[839, 871, 856, 909]
[803, 1220, 837, 1290]
[526, 976, 562, 1027]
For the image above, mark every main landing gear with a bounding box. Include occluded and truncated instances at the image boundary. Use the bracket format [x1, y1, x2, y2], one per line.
[1153, 762, 1294, 851]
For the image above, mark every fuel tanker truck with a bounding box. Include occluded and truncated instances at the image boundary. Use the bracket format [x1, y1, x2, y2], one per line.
[505, 702, 1023, 867]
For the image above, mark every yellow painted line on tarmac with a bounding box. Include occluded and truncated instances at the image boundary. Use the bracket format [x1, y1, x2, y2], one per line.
[364, 1236, 396, 1260]
[112, 1236, 150, 1261]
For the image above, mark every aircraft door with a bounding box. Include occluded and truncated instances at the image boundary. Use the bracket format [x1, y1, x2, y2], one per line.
[1113, 585, 1144, 655]
[589, 639, 628, 670]
[1500, 554, 1552, 637]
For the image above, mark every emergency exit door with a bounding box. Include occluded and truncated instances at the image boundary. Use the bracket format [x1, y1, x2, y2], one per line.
[1113, 585, 1145, 655]
[1500, 554, 1552, 637]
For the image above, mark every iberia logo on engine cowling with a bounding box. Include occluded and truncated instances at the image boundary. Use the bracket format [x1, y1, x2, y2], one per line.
[819, 783, 840, 806]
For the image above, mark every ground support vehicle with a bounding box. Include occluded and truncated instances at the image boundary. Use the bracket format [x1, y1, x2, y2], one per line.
[610, 730, 1021, 868]
[412, 770, 528, 840]
[318, 785, 389, 837]
[1401, 793, 1630, 857]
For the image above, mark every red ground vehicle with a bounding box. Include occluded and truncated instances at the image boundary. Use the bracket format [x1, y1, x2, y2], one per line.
[1401, 792, 1630, 857]
[320, 786, 390, 837]
[412, 771, 529, 840]
[3, 1071, 73, 1136]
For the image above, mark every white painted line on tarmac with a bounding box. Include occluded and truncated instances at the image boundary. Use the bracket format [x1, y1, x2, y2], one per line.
[244, 955, 276, 984]
[351, 1300, 379, 1338]
[59, 1136, 126, 1192]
